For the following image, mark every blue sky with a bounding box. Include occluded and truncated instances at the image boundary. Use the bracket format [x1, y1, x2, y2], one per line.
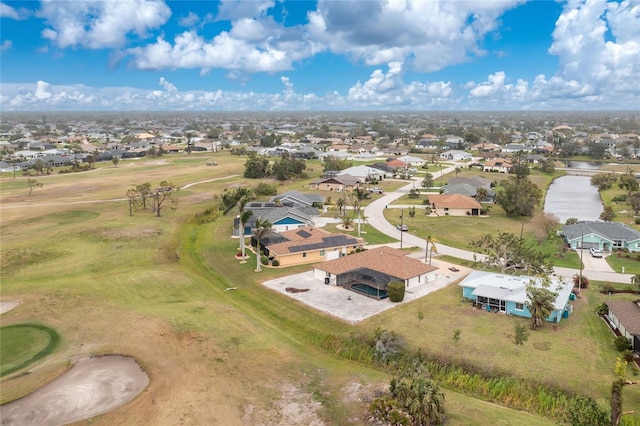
[1, 0, 639, 111]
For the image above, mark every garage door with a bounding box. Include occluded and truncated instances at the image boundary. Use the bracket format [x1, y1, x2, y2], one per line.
[579, 242, 599, 249]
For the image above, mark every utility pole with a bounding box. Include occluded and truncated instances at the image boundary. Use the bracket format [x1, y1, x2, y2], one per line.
[400, 208, 404, 250]
[578, 232, 584, 293]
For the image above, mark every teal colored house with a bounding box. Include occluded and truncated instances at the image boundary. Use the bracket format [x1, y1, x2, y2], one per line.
[459, 271, 573, 323]
[562, 221, 640, 253]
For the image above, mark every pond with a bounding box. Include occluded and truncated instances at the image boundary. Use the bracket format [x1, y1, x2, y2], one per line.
[543, 175, 603, 223]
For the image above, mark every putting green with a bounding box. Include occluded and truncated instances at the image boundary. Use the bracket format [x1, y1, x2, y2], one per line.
[0, 323, 60, 377]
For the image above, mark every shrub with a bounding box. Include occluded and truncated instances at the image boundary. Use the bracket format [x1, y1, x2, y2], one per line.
[596, 303, 609, 316]
[623, 349, 635, 363]
[260, 255, 268, 265]
[573, 274, 590, 289]
[614, 335, 632, 352]
[602, 283, 616, 294]
[612, 194, 627, 202]
[271, 259, 280, 267]
[387, 281, 405, 302]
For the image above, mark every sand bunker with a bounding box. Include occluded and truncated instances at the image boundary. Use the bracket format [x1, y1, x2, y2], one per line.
[0, 301, 20, 315]
[0, 355, 149, 426]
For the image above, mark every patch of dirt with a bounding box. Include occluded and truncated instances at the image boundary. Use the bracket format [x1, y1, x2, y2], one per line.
[95, 227, 162, 241]
[533, 341, 551, 351]
[0, 355, 149, 426]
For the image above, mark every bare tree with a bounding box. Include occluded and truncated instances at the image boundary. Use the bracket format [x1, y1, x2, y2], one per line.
[27, 178, 43, 195]
[151, 181, 178, 217]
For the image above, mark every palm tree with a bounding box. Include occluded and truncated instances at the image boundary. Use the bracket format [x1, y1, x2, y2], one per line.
[252, 218, 272, 272]
[525, 282, 557, 330]
[475, 186, 489, 203]
[336, 197, 345, 216]
[341, 215, 354, 230]
[425, 234, 439, 265]
[237, 198, 253, 263]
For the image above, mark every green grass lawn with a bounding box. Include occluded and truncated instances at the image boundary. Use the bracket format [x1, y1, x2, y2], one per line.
[0, 324, 60, 377]
[1, 155, 638, 424]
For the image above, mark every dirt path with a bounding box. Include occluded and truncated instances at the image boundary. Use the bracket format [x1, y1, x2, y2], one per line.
[0, 355, 148, 426]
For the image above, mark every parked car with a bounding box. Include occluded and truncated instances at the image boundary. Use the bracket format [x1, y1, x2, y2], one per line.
[589, 248, 603, 258]
[397, 224, 408, 231]
[369, 187, 384, 194]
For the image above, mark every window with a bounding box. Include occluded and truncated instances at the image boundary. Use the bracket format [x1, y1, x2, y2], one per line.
[515, 303, 524, 311]
[320, 250, 325, 256]
[302, 252, 307, 258]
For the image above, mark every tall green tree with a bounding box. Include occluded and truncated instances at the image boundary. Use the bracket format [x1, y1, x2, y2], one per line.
[599, 205, 616, 222]
[422, 172, 434, 189]
[495, 176, 542, 217]
[243, 153, 270, 179]
[27, 178, 43, 195]
[628, 192, 640, 216]
[237, 197, 253, 263]
[473, 232, 552, 275]
[618, 173, 639, 196]
[591, 173, 617, 190]
[252, 218, 272, 272]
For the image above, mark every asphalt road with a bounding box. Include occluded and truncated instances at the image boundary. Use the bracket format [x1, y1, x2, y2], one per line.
[363, 164, 632, 285]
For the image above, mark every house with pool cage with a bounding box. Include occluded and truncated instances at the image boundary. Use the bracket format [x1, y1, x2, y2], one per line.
[312, 246, 438, 300]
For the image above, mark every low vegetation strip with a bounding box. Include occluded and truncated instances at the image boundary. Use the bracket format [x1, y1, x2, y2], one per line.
[314, 330, 609, 425]
[0, 323, 61, 377]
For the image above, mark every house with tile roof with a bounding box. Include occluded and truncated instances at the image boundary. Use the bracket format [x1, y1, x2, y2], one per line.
[459, 270, 573, 322]
[309, 174, 360, 192]
[427, 194, 483, 216]
[562, 221, 640, 253]
[483, 158, 512, 173]
[606, 300, 640, 353]
[262, 226, 365, 267]
[312, 246, 438, 300]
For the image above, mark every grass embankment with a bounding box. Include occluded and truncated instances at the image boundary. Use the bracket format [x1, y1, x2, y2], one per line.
[2, 153, 638, 424]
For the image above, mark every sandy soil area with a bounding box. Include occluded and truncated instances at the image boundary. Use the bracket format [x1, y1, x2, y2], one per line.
[0, 301, 20, 315]
[0, 355, 149, 426]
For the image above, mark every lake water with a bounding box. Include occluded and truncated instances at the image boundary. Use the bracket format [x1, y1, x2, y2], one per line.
[543, 175, 603, 223]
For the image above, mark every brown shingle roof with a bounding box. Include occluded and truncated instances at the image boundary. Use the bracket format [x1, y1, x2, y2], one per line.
[428, 194, 482, 210]
[313, 246, 437, 279]
[608, 300, 640, 335]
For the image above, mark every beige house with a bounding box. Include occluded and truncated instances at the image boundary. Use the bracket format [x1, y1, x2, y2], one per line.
[312, 246, 438, 299]
[428, 194, 482, 216]
[265, 226, 365, 267]
[309, 174, 360, 192]
[483, 158, 512, 173]
[606, 300, 640, 353]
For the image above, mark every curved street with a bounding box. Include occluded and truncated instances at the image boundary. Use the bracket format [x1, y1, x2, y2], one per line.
[363, 163, 633, 284]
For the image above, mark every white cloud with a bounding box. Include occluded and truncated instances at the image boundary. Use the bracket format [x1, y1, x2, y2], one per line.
[215, 0, 275, 21]
[548, 0, 640, 101]
[127, 23, 313, 73]
[39, 0, 171, 49]
[469, 71, 506, 97]
[1, 40, 12, 51]
[307, 0, 525, 72]
[1, 2, 29, 19]
[178, 12, 200, 27]
[159, 77, 177, 94]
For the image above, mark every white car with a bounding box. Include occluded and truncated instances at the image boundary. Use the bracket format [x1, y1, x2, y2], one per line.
[589, 248, 603, 258]
[397, 224, 408, 231]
